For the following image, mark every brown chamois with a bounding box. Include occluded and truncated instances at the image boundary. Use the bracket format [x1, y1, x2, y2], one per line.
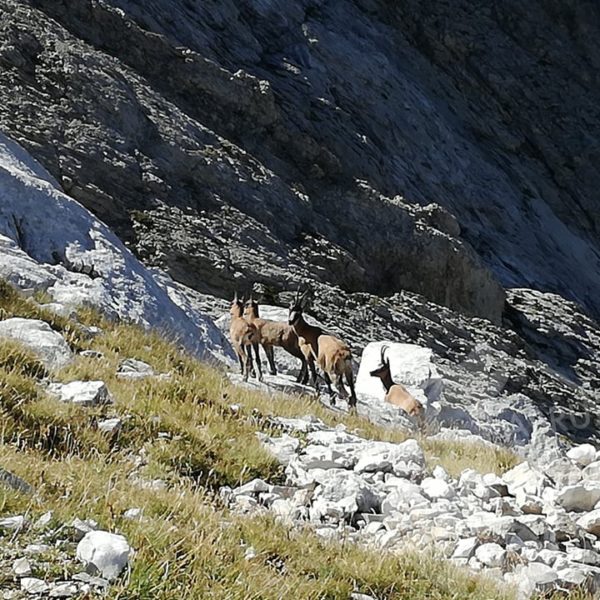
[243, 297, 307, 382]
[369, 345, 424, 418]
[229, 293, 262, 382]
[288, 289, 357, 408]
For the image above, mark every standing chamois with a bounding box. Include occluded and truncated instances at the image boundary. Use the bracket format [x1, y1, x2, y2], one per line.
[288, 289, 357, 408]
[229, 293, 262, 382]
[243, 296, 307, 382]
[369, 344, 424, 418]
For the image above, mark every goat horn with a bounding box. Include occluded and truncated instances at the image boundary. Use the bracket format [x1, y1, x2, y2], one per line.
[233, 290, 238, 303]
[380, 343, 390, 365]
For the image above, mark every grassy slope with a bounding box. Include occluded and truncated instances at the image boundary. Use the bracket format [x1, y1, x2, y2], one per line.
[0, 281, 527, 599]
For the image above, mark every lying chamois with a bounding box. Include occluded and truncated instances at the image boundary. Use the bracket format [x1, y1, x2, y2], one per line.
[243, 297, 307, 382]
[370, 345, 424, 418]
[288, 289, 357, 408]
[229, 293, 262, 382]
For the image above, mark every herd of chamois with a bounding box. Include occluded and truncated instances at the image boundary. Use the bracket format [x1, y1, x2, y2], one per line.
[228, 289, 424, 417]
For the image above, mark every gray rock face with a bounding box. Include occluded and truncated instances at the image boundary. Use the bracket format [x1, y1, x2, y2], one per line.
[0, 318, 72, 370]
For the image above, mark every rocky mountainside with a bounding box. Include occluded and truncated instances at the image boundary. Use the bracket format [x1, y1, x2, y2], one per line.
[4, 0, 600, 321]
[0, 0, 599, 458]
[2, 2, 600, 597]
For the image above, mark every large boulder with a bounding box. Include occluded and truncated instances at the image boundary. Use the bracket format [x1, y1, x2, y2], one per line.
[556, 483, 600, 512]
[0, 317, 72, 370]
[355, 341, 442, 411]
[47, 381, 113, 406]
[0, 134, 231, 363]
[76, 531, 131, 581]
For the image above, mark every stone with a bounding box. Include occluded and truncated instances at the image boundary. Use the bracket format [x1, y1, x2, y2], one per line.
[33, 511, 53, 529]
[258, 433, 300, 466]
[76, 530, 131, 581]
[123, 508, 143, 520]
[432, 466, 450, 482]
[583, 461, 600, 482]
[0, 318, 72, 370]
[80, 350, 104, 359]
[0, 515, 26, 531]
[556, 483, 600, 512]
[557, 567, 588, 587]
[24, 544, 50, 555]
[21, 578, 49, 595]
[71, 518, 98, 541]
[502, 462, 548, 497]
[577, 509, 600, 537]
[233, 478, 271, 496]
[116, 358, 155, 380]
[47, 381, 113, 406]
[98, 418, 122, 434]
[12, 558, 32, 577]
[0, 467, 34, 495]
[506, 562, 559, 598]
[381, 480, 428, 515]
[515, 490, 543, 515]
[420, 477, 456, 500]
[48, 583, 79, 598]
[452, 537, 479, 560]
[566, 547, 600, 566]
[475, 543, 506, 568]
[313, 471, 383, 517]
[567, 444, 597, 467]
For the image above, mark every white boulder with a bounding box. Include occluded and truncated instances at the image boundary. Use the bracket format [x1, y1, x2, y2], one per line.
[506, 562, 559, 598]
[76, 531, 131, 580]
[452, 537, 479, 560]
[556, 482, 600, 512]
[12, 557, 32, 577]
[0, 318, 71, 370]
[47, 381, 113, 406]
[475, 543, 506, 568]
[421, 477, 456, 500]
[567, 444, 597, 467]
[502, 462, 548, 497]
[21, 578, 49, 595]
[355, 341, 442, 410]
[577, 509, 600, 536]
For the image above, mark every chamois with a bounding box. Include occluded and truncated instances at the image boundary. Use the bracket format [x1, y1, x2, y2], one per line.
[288, 289, 357, 408]
[229, 293, 262, 382]
[243, 297, 308, 383]
[369, 345, 424, 418]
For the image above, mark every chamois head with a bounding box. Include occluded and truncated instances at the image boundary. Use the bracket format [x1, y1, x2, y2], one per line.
[369, 344, 390, 378]
[243, 294, 260, 319]
[229, 292, 244, 318]
[288, 288, 310, 326]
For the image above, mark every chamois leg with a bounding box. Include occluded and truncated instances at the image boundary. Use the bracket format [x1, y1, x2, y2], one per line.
[322, 371, 336, 405]
[296, 358, 308, 384]
[252, 343, 263, 381]
[233, 343, 245, 375]
[263, 344, 277, 376]
[239, 345, 250, 381]
[335, 373, 349, 399]
[346, 370, 357, 409]
[308, 359, 319, 391]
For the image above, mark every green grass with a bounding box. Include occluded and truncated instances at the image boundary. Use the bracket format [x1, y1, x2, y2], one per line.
[0, 281, 522, 599]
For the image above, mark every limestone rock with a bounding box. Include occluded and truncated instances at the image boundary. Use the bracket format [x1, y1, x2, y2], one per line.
[0, 318, 71, 370]
[76, 531, 131, 581]
[556, 483, 600, 512]
[567, 444, 597, 467]
[47, 381, 113, 406]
